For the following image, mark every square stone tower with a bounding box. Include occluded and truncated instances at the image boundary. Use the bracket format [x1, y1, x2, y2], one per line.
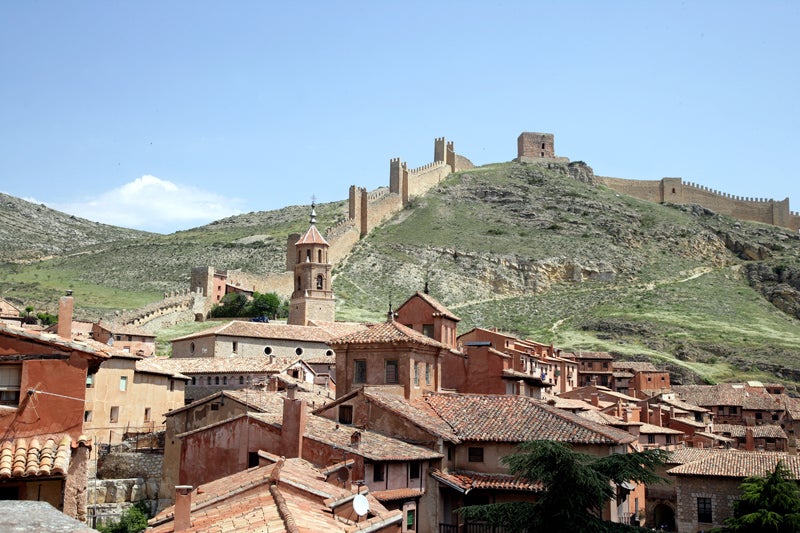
[517, 132, 555, 159]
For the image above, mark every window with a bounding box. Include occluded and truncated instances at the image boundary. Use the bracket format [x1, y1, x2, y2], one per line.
[84, 411, 92, 422]
[413, 362, 419, 386]
[666, 435, 673, 444]
[119, 376, 128, 392]
[144, 408, 151, 422]
[697, 497, 712, 523]
[110, 406, 119, 423]
[223, 376, 228, 385]
[169, 380, 175, 391]
[215, 376, 220, 385]
[248, 451, 260, 468]
[318, 250, 322, 263]
[232, 341, 238, 353]
[339, 405, 353, 424]
[354, 360, 367, 384]
[385, 360, 399, 384]
[406, 508, 416, 531]
[422, 324, 434, 338]
[373, 463, 385, 482]
[190, 342, 195, 354]
[239, 376, 244, 385]
[295, 347, 303, 356]
[85, 373, 95, 389]
[191, 377, 196, 385]
[468, 447, 484, 463]
[316, 275, 323, 289]
[211, 403, 220, 411]
[264, 346, 273, 355]
[729, 406, 738, 415]
[756, 412, 763, 420]
[409, 461, 420, 480]
[425, 363, 431, 385]
[647, 434, 655, 445]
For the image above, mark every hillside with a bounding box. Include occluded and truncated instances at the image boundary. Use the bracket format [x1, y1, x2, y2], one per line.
[1, 163, 799, 389]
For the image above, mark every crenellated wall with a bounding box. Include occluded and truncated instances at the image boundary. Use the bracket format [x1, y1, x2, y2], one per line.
[595, 175, 800, 231]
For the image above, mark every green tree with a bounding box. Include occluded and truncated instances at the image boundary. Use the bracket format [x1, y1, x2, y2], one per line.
[713, 460, 800, 533]
[209, 292, 249, 318]
[458, 440, 669, 533]
[246, 291, 281, 318]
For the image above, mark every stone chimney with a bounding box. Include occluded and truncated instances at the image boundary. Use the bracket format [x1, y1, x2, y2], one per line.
[174, 485, 193, 532]
[57, 292, 74, 340]
[350, 430, 361, 450]
[590, 392, 599, 407]
[651, 405, 663, 427]
[280, 385, 307, 458]
[745, 428, 755, 451]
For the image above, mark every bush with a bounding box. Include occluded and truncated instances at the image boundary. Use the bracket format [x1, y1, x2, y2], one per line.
[97, 502, 149, 533]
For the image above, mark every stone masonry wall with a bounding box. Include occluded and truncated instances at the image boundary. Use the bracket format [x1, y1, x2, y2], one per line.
[673, 476, 741, 532]
[595, 175, 800, 231]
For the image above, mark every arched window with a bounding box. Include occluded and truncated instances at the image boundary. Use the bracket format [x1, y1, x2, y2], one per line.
[318, 250, 322, 263]
[306, 249, 311, 261]
[215, 376, 220, 385]
[316, 275, 324, 290]
[296, 276, 301, 291]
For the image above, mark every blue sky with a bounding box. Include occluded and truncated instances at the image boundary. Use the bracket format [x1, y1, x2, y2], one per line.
[1, 2, 798, 234]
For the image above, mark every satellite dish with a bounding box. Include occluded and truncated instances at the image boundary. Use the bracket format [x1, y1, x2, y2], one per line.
[335, 466, 350, 483]
[352, 494, 369, 517]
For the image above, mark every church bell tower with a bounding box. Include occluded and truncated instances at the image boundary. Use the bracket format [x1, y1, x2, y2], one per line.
[287, 204, 335, 325]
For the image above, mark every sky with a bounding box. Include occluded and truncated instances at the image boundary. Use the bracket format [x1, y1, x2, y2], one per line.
[1, 2, 798, 234]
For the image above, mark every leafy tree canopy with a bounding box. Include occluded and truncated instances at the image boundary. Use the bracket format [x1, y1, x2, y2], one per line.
[458, 440, 669, 533]
[713, 460, 800, 533]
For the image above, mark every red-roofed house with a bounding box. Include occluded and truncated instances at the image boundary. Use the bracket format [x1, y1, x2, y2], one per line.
[0, 295, 110, 521]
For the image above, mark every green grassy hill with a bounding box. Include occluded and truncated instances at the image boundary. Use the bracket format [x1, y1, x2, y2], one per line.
[1, 163, 799, 389]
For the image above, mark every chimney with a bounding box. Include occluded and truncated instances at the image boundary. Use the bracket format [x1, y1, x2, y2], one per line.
[174, 485, 193, 532]
[280, 385, 307, 458]
[57, 292, 74, 339]
[651, 405, 663, 427]
[350, 430, 361, 449]
[622, 407, 630, 423]
[745, 428, 755, 451]
[590, 392, 599, 407]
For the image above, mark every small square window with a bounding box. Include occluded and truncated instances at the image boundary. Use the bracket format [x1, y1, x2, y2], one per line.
[468, 447, 484, 462]
[409, 461, 420, 479]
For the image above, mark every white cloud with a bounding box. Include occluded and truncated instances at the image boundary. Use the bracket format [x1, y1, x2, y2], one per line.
[50, 175, 246, 234]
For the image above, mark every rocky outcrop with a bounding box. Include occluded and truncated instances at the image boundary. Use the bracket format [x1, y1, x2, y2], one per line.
[744, 263, 800, 319]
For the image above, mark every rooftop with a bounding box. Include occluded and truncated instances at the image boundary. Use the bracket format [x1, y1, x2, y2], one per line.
[668, 449, 800, 478]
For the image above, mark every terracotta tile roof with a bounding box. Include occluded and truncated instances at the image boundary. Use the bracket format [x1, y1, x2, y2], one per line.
[135, 358, 190, 380]
[295, 223, 329, 246]
[173, 320, 337, 343]
[424, 393, 635, 445]
[248, 411, 443, 462]
[0, 435, 71, 478]
[713, 424, 788, 439]
[637, 422, 684, 435]
[150, 458, 401, 533]
[0, 323, 111, 362]
[666, 447, 724, 466]
[551, 398, 596, 411]
[613, 371, 634, 379]
[658, 397, 710, 413]
[668, 450, 800, 478]
[370, 488, 425, 502]
[308, 320, 369, 338]
[141, 356, 297, 375]
[398, 291, 461, 322]
[361, 388, 460, 443]
[612, 361, 658, 372]
[571, 351, 614, 360]
[694, 431, 735, 443]
[578, 410, 642, 428]
[673, 384, 784, 411]
[431, 469, 542, 493]
[328, 319, 449, 349]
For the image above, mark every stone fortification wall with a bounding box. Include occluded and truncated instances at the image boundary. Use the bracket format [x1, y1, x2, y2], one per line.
[407, 161, 450, 197]
[348, 136, 472, 237]
[118, 291, 196, 332]
[595, 174, 800, 231]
